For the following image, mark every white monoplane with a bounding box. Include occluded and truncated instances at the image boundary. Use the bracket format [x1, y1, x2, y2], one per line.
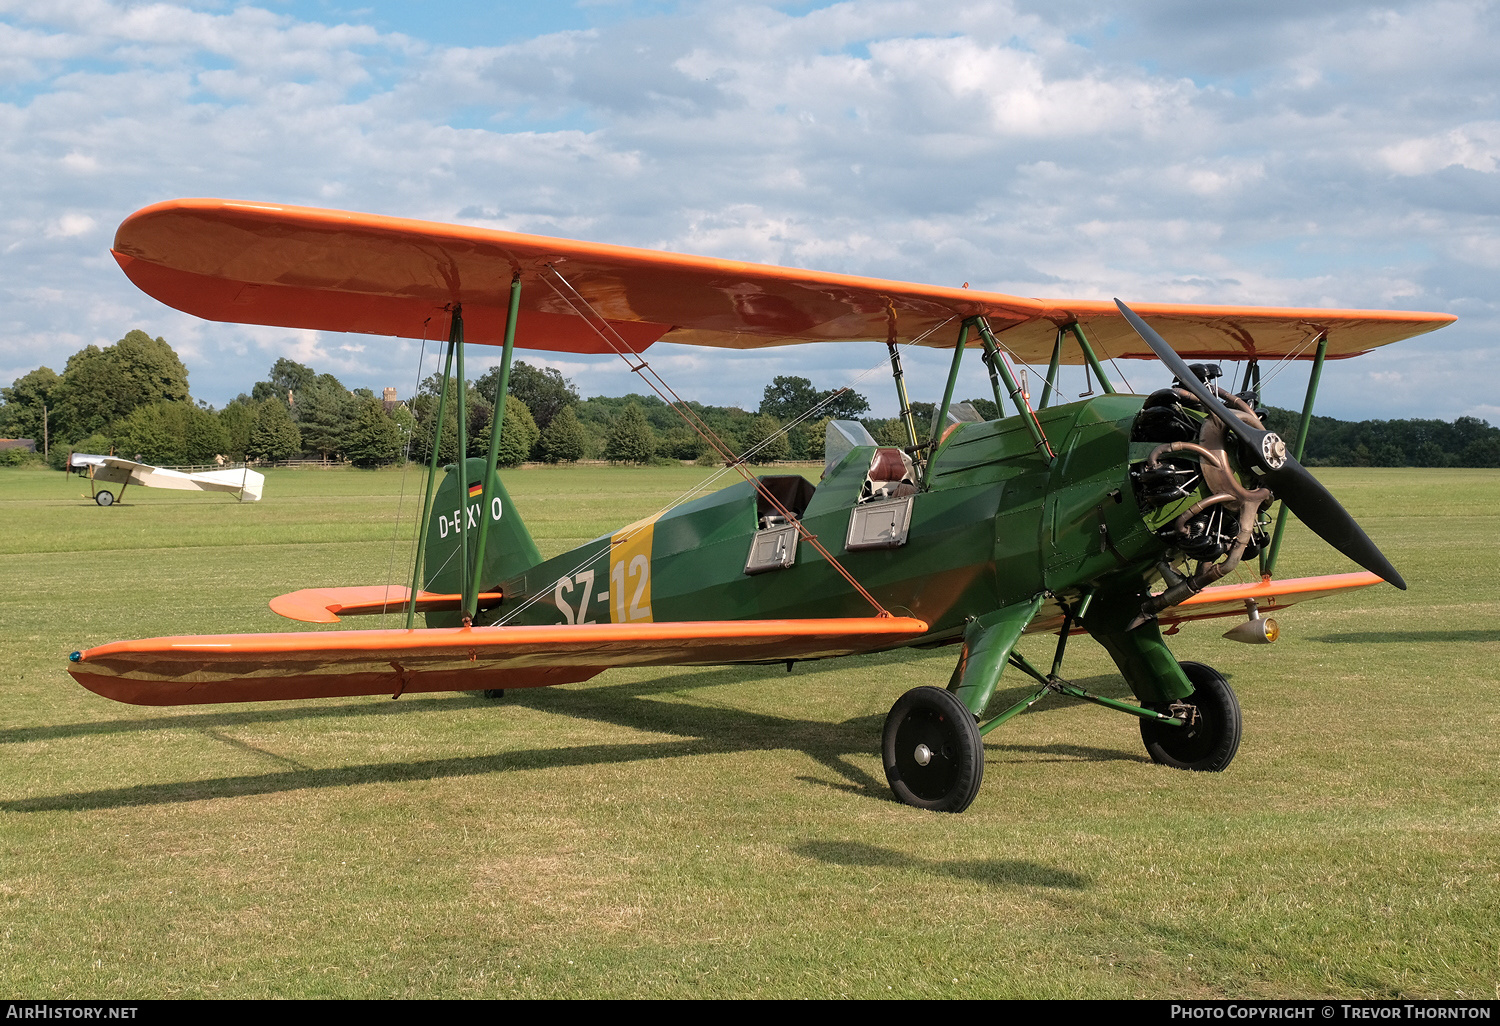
[69, 453, 265, 505]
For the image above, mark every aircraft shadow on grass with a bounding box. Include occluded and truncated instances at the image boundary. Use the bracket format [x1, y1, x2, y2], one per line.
[791, 839, 1092, 890]
[0, 695, 461, 746]
[1312, 630, 1500, 644]
[8, 662, 1144, 813]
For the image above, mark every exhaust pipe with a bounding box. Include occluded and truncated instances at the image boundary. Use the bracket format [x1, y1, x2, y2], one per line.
[1223, 599, 1279, 645]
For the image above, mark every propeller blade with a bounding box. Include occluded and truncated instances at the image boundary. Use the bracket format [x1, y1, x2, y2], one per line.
[1114, 299, 1406, 590]
[1113, 299, 1266, 450]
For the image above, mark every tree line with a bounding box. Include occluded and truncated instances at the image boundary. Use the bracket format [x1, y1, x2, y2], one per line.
[0, 333, 411, 468]
[2, 330, 1497, 469]
[0, 333, 876, 469]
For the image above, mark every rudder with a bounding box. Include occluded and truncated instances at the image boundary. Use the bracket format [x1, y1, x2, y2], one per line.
[423, 457, 542, 625]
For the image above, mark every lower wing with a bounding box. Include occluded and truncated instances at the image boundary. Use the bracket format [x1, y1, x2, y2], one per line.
[68, 617, 930, 707]
[1025, 571, 1384, 635]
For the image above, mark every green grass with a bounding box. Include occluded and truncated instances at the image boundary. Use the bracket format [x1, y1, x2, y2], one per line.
[0, 465, 1496, 998]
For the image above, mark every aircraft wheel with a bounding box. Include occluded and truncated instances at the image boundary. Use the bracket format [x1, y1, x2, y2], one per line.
[1140, 661, 1242, 771]
[882, 686, 984, 813]
[95, 490, 114, 507]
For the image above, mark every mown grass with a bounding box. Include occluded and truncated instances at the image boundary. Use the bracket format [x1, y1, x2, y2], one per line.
[0, 465, 1496, 998]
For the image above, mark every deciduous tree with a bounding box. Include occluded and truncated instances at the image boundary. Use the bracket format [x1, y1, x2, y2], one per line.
[0, 366, 60, 448]
[251, 358, 317, 405]
[50, 331, 190, 441]
[478, 361, 579, 431]
[344, 397, 405, 468]
[760, 375, 868, 424]
[745, 413, 790, 462]
[247, 397, 302, 462]
[538, 405, 588, 462]
[605, 403, 656, 464]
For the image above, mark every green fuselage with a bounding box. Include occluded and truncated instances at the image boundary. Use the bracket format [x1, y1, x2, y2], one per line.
[429, 395, 1168, 660]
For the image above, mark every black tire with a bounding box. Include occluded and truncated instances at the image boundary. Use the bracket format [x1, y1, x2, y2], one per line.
[482, 689, 505, 700]
[1139, 661, 1241, 771]
[95, 490, 114, 507]
[882, 686, 984, 813]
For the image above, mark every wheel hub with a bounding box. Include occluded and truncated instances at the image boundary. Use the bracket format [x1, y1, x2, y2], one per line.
[913, 743, 933, 767]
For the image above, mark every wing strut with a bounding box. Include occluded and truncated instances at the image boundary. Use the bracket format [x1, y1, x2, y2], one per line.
[973, 318, 1055, 461]
[926, 321, 970, 468]
[407, 307, 462, 629]
[1260, 331, 1328, 577]
[1039, 329, 1063, 409]
[885, 323, 922, 452]
[465, 273, 523, 623]
[1037, 322, 1117, 403]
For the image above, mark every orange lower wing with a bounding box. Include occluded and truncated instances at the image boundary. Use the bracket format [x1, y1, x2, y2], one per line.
[68, 618, 930, 707]
[1025, 572, 1384, 636]
[1162, 571, 1383, 626]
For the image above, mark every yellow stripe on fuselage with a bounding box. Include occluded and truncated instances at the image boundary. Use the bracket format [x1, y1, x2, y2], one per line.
[609, 513, 663, 624]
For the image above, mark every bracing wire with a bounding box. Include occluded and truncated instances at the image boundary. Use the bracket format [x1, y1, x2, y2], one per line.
[533, 264, 893, 617]
[1256, 330, 1324, 392]
[490, 345, 910, 628]
[382, 321, 434, 629]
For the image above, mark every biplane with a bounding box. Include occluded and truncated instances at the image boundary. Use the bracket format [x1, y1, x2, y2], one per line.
[68, 198, 1454, 812]
[69, 452, 264, 505]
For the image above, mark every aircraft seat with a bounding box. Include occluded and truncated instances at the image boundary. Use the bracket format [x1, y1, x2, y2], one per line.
[861, 448, 917, 502]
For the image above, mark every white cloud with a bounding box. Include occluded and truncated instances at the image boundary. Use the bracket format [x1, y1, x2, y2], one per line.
[0, 0, 1496, 424]
[46, 213, 96, 237]
[1380, 122, 1500, 176]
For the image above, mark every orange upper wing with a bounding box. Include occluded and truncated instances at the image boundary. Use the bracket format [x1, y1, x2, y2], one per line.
[114, 198, 1454, 360]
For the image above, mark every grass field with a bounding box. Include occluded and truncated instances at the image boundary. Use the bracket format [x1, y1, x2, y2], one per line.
[1, 464, 1496, 999]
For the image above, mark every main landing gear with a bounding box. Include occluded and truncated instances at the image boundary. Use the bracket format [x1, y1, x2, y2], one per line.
[882, 687, 984, 813]
[881, 660, 1241, 813]
[1139, 661, 1242, 771]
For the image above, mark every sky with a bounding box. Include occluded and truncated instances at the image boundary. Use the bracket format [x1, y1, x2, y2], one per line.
[2, 0, 1498, 422]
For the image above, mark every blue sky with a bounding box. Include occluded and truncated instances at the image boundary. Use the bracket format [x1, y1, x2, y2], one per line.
[2, 0, 1497, 422]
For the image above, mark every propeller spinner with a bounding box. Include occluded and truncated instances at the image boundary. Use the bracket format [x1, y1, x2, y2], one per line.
[1115, 299, 1406, 591]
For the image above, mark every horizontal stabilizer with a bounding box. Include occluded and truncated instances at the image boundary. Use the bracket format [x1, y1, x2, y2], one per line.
[69, 617, 930, 707]
[270, 586, 505, 623]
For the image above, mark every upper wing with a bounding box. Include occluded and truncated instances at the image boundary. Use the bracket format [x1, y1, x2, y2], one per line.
[68, 617, 930, 706]
[114, 199, 1455, 362]
[77, 455, 153, 487]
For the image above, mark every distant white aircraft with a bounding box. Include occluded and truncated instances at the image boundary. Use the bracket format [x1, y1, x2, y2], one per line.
[68, 453, 265, 505]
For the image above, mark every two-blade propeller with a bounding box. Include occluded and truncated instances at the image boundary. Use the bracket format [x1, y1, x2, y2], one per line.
[1114, 300, 1406, 590]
